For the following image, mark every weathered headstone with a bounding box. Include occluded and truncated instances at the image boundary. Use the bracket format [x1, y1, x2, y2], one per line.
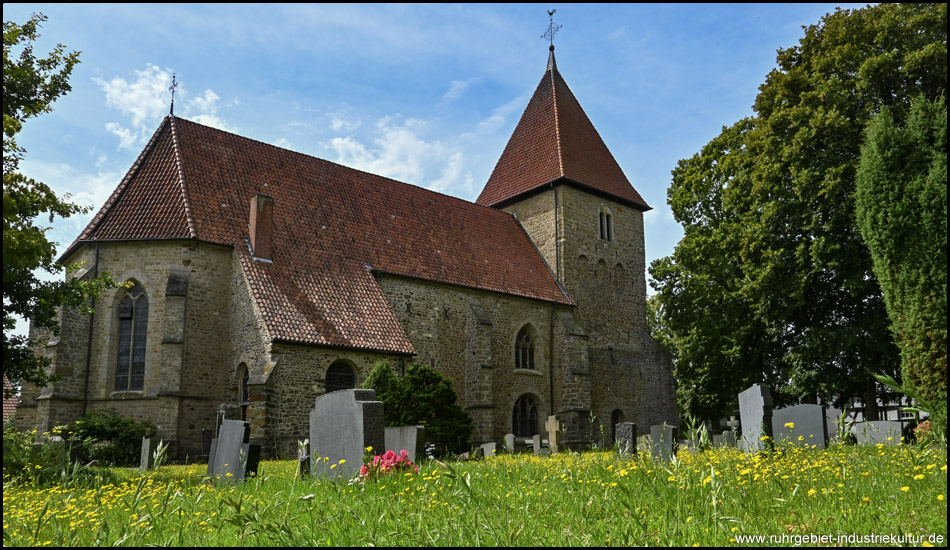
[715, 430, 736, 448]
[650, 424, 677, 461]
[503, 433, 516, 453]
[853, 421, 904, 446]
[385, 425, 426, 463]
[615, 422, 637, 455]
[208, 419, 260, 481]
[772, 404, 828, 449]
[480, 442, 497, 458]
[140, 436, 157, 472]
[531, 434, 543, 456]
[738, 384, 774, 452]
[545, 415, 562, 454]
[310, 388, 384, 479]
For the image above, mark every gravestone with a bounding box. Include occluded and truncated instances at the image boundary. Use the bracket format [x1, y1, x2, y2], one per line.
[298, 440, 310, 476]
[139, 436, 157, 472]
[208, 419, 260, 481]
[385, 425, 426, 463]
[310, 388, 384, 479]
[853, 421, 903, 446]
[772, 404, 828, 449]
[504, 433, 516, 453]
[531, 434, 543, 456]
[615, 422, 637, 455]
[480, 442, 497, 458]
[714, 430, 736, 448]
[738, 384, 774, 452]
[545, 415, 562, 454]
[650, 424, 677, 461]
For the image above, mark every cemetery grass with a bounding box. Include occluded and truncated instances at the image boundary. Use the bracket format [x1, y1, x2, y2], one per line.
[3, 444, 947, 546]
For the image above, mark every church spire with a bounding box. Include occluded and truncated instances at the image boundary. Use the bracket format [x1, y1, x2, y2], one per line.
[476, 37, 650, 211]
[542, 9, 561, 72]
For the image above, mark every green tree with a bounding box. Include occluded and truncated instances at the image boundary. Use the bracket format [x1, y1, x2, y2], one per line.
[650, 4, 946, 420]
[856, 96, 947, 435]
[363, 361, 474, 457]
[3, 14, 110, 393]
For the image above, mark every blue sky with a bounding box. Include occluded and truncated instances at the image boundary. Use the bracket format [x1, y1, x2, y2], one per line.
[6, 3, 864, 330]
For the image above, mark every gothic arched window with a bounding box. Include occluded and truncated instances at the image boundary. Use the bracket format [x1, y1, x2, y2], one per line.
[600, 208, 614, 241]
[515, 326, 535, 370]
[326, 361, 357, 393]
[512, 395, 539, 437]
[115, 282, 148, 392]
[239, 364, 250, 421]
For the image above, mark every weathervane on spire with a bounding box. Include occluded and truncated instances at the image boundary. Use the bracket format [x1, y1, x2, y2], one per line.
[542, 9, 562, 49]
[169, 73, 178, 115]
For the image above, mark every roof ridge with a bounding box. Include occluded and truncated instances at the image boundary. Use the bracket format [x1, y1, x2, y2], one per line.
[549, 67, 565, 178]
[60, 117, 174, 262]
[168, 116, 198, 239]
[171, 116, 508, 217]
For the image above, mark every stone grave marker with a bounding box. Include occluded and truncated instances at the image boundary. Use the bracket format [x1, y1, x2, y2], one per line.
[531, 434, 543, 456]
[738, 384, 774, 452]
[615, 422, 637, 455]
[310, 388, 384, 479]
[853, 421, 904, 446]
[385, 425, 426, 463]
[480, 442, 497, 458]
[650, 424, 677, 461]
[140, 436, 157, 472]
[503, 433, 516, 453]
[772, 404, 828, 449]
[545, 415, 562, 454]
[208, 419, 260, 481]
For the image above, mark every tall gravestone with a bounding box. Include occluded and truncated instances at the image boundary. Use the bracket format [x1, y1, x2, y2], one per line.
[615, 422, 637, 455]
[140, 436, 157, 472]
[310, 389, 384, 479]
[649, 424, 677, 461]
[738, 384, 774, 452]
[546, 416, 562, 454]
[772, 404, 828, 449]
[208, 419, 260, 481]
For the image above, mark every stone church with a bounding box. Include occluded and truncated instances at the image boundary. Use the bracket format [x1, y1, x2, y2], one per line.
[18, 47, 677, 457]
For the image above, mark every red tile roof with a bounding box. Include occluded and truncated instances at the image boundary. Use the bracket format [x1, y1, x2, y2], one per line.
[67, 117, 571, 354]
[477, 49, 650, 211]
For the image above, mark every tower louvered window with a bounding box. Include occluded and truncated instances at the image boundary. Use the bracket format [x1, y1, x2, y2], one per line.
[115, 283, 148, 391]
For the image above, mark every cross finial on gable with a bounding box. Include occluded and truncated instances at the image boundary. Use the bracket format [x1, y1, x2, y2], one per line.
[169, 73, 179, 115]
[542, 9, 562, 49]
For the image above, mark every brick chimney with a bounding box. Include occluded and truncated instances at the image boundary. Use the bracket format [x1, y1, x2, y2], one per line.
[249, 194, 274, 260]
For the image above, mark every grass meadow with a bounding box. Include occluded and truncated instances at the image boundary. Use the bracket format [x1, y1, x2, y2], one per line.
[3, 443, 947, 546]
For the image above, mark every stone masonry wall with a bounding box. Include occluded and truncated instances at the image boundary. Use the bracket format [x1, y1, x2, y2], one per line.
[504, 185, 678, 433]
[19, 241, 233, 456]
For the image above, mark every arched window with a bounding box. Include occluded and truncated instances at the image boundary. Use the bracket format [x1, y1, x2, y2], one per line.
[326, 361, 356, 393]
[238, 364, 250, 421]
[115, 282, 148, 391]
[515, 326, 535, 370]
[600, 208, 614, 241]
[512, 395, 539, 437]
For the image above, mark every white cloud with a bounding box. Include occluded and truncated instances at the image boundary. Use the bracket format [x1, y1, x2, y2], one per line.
[96, 66, 233, 147]
[472, 95, 524, 136]
[440, 79, 474, 104]
[95, 64, 172, 149]
[329, 115, 361, 132]
[323, 116, 469, 193]
[104, 122, 138, 150]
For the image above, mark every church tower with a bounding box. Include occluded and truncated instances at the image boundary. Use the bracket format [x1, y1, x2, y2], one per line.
[477, 45, 677, 437]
